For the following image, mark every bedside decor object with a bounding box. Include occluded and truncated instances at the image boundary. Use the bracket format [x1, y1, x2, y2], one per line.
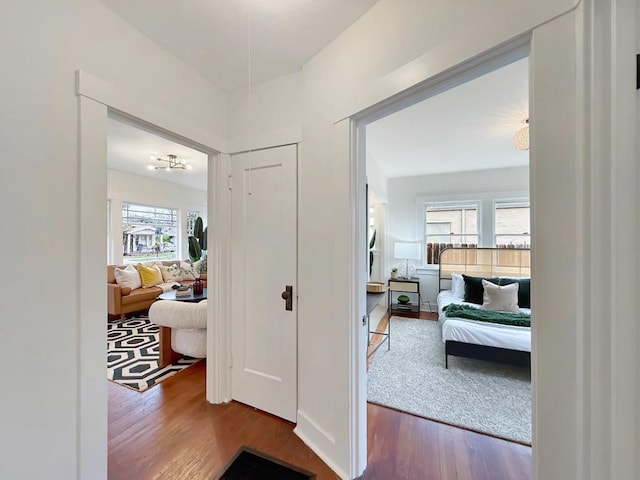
[390, 267, 399, 279]
[397, 294, 411, 304]
[394, 242, 421, 278]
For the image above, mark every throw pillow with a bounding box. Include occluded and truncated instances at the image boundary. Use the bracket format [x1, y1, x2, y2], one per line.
[113, 265, 142, 290]
[192, 258, 206, 275]
[481, 279, 520, 313]
[499, 277, 531, 308]
[159, 263, 181, 283]
[451, 273, 465, 298]
[462, 275, 500, 305]
[136, 263, 164, 288]
[180, 261, 197, 281]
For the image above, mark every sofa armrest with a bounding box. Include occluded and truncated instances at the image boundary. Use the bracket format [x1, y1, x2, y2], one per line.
[107, 283, 122, 315]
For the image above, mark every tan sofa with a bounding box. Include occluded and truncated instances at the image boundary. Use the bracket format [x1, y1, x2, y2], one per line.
[107, 261, 207, 320]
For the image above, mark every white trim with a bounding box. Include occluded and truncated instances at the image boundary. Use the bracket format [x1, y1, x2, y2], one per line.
[78, 71, 229, 479]
[348, 118, 367, 478]
[76, 70, 228, 153]
[416, 190, 529, 205]
[77, 96, 108, 480]
[206, 153, 232, 403]
[349, 38, 535, 479]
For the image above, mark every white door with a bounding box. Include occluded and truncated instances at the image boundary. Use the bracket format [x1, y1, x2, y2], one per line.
[230, 144, 298, 422]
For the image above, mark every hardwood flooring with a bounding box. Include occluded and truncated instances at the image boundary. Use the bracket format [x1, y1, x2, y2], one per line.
[108, 360, 532, 480]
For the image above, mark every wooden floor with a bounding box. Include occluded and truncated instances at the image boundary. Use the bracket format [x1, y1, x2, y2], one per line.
[108, 361, 532, 480]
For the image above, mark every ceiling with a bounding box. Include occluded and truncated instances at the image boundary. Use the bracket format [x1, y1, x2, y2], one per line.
[107, 117, 209, 191]
[99, 0, 380, 91]
[366, 58, 529, 178]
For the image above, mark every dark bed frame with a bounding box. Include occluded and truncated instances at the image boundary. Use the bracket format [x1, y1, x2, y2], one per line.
[438, 247, 532, 369]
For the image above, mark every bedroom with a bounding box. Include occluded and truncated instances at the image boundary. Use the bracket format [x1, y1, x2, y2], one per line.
[365, 56, 532, 448]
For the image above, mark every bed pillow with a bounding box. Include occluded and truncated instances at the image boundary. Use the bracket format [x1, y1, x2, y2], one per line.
[462, 275, 500, 305]
[499, 277, 530, 308]
[481, 279, 520, 313]
[451, 273, 465, 299]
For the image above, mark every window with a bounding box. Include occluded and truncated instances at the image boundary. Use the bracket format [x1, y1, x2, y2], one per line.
[425, 203, 479, 264]
[494, 201, 530, 248]
[186, 210, 200, 237]
[122, 203, 178, 263]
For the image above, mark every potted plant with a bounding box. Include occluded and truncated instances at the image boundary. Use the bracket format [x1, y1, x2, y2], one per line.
[390, 267, 399, 279]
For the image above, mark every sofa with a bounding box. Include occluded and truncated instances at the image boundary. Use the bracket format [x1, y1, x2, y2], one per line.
[107, 260, 207, 320]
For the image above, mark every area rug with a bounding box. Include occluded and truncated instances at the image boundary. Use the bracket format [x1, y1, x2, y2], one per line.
[367, 317, 531, 444]
[107, 316, 201, 392]
[215, 447, 316, 480]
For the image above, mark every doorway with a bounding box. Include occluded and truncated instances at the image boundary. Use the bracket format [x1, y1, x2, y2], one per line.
[350, 39, 534, 476]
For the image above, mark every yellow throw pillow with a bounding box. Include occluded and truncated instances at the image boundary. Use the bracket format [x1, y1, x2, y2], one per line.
[136, 263, 163, 288]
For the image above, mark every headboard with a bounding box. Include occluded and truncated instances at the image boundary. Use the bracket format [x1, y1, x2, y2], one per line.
[438, 247, 531, 292]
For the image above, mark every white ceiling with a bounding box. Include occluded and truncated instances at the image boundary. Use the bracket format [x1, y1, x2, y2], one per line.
[99, 0, 380, 91]
[366, 58, 529, 178]
[107, 117, 208, 191]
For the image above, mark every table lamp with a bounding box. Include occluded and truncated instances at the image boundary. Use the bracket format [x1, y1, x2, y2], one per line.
[394, 242, 421, 278]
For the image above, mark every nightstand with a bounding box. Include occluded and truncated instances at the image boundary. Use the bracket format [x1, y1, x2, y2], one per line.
[388, 277, 421, 317]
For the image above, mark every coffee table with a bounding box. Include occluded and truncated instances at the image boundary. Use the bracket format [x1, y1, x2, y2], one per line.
[155, 288, 207, 367]
[157, 287, 207, 302]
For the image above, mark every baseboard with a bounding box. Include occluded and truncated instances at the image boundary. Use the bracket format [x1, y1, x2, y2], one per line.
[294, 410, 348, 480]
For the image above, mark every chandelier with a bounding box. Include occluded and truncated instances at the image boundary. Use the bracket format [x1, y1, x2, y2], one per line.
[147, 154, 193, 171]
[513, 119, 529, 151]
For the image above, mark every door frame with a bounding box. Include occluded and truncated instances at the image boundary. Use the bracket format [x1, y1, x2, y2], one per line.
[347, 36, 532, 477]
[76, 70, 228, 478]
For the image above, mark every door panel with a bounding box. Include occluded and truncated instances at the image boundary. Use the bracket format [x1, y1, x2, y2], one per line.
[231, 145, 297, 423]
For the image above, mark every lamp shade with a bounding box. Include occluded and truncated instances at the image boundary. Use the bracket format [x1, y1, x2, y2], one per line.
[394, 242, 421, 260]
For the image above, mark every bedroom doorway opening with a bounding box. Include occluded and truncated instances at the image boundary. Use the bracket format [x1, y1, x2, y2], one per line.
[358, 41, 533, 470]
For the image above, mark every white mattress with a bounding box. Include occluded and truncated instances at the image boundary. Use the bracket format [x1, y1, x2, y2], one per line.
[437, 290, 531, 352]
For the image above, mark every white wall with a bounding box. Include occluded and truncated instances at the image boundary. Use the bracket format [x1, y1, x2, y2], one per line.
[0, 1, 226, 478]
[107, 169, 207, 265]
[386, 166, 529, 308]
[228, 71, 303, 152]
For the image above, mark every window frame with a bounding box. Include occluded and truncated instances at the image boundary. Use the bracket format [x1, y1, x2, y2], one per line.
[424, 200, 482, 265]
[493, 199, 531, 248]
[121, 201, 179, 263]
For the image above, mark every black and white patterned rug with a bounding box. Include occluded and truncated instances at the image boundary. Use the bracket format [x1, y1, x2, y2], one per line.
[107, 316, 201, 392]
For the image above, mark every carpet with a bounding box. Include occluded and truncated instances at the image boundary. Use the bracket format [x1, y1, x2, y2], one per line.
[107, 316, 201, 392]
[215, 447, 316, 480]
[367, 317, 532, 444]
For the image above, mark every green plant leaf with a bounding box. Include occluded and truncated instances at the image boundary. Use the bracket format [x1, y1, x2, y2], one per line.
[369, 229, 377, 249]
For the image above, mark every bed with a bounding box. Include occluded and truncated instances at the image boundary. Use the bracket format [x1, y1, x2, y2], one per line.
[437, 247, 531, 368]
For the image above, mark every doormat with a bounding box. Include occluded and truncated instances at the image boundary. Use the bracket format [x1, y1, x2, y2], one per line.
[214, 447, 316, 480]
[107, 316, 201, 392]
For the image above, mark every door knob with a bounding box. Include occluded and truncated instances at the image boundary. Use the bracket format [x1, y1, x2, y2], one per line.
[281, 285, 293, 311]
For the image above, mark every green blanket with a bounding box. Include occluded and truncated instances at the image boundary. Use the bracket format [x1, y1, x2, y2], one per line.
[443, 303, 531, 327]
